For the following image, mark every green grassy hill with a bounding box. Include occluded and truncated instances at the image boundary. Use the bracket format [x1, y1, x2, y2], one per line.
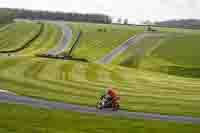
[0, 22, 41, 52]
[111, 33, 167, 66]
[0, 56, 200, 116]
[150, 34, 200, 67]
[0, 22, 200, 116]
[111, 27, 200, 78]
[0, 24, 5, 28]
[141, 31, 200, 78]
[65, 22, 145, 61]
[16, 23, 62, 56]
[0, 21, 200, 132]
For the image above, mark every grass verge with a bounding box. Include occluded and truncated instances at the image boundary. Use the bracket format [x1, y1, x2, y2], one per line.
[0, 102, 200, 133]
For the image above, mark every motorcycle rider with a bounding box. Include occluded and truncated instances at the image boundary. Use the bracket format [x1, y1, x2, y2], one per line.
[101, 87, 120, 109]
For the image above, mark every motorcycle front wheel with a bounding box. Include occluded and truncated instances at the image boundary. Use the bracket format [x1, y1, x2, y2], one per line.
[96, 102, 103, 110]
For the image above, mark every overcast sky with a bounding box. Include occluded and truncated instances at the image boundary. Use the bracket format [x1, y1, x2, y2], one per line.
[1, 0, 200, 23]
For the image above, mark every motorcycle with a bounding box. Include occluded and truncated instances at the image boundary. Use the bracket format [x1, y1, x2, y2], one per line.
[96, 95, 120, 111]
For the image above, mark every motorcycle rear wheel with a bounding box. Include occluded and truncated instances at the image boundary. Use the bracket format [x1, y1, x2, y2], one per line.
[112, 104, 120, 111]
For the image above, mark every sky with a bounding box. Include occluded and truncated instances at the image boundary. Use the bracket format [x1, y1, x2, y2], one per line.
[0, 0, 200, 23]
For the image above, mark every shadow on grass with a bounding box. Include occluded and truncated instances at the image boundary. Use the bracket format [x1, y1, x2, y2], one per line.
[120, 55, 143, 69]
[158, 65, 200, 78]
[119, 56, 200, 78]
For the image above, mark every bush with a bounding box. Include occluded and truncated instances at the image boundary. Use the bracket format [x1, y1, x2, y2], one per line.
[0, 8, 15, 24]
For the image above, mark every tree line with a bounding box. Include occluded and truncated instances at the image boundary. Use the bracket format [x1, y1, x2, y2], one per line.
[0, 8, 112, 24]
[0, 8, 15, 24]
[155, 19, 200, 29]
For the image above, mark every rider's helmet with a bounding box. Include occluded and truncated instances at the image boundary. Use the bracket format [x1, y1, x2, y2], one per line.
[107, 87, 117, 97]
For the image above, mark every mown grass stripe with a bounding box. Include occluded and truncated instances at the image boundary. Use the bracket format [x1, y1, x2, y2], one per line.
[0, 22, 42, 53]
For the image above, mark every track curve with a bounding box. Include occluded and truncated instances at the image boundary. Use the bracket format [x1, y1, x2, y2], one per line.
[45, 21, 72, 55]
[98, 32, 166, 64]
